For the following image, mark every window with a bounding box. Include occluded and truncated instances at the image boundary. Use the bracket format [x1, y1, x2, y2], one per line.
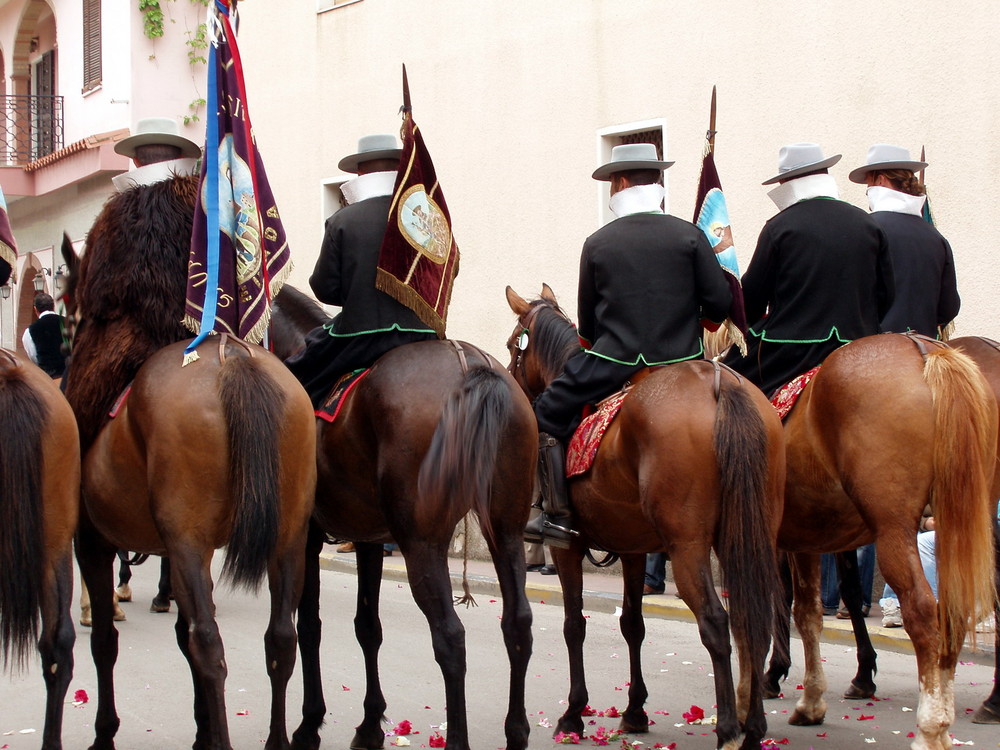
[82, 0, 101, 92]
[595, 119, 667, 226]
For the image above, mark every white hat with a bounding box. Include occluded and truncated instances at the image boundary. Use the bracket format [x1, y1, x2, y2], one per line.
[114, 117, 201, 159]
[762, 143, 842, 185]
[337, 134, 403, 173]
[848, 144, 927, 184]
[592, 143, 674, 181]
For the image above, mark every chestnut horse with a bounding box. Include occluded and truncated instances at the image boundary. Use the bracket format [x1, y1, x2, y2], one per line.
[0, 351, 79, 750]
[800, 335, 1000, 724]
[269, 286, 538, 750]
[504, 286, 786, 750]
[769, 333, 997, 750]
[62, 174, 316, 750]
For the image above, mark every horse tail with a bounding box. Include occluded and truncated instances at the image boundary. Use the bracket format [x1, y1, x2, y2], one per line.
[0, 366, 48, 670]
[714, 380, 779, 670]
[218, 354, 284, 592]
[923, 345, 997, 653]
[418, 366, 513, 546]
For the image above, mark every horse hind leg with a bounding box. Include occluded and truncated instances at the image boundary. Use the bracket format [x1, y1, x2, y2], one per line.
[834, 550, 878, 699]
[549, 544, 590, 738]
[38, 548, 76, 750]
[616, 553, 651, 734]
[971, 517, 1000, 725]
[786, 552, 828, 727]
[764, 553, 793, 699]
[292, 522, 327, 750]
[349, 542, 390, 750]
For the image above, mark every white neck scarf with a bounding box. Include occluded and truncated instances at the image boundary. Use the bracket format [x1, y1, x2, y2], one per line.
[340, 171, 396, 206]
[867, 185, 926, 216]
[609, 183, 665, 218]
[767, 173, 840, 212]
[112, 158, 199, 193]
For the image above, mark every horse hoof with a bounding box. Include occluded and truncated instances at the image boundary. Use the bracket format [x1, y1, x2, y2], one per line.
[971, 702, 1000, 724]
[150, 599, 171, 613]
[617, 714, 649, 734]
[763, 686, 781, 700]
[843, 681, 876, 700]
[555, 716, 585, 738]
[115, 584, 132, 602]
[788, 709, 824, 726]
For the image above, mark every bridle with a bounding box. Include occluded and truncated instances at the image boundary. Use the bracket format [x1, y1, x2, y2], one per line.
[506, 302, 545, 385]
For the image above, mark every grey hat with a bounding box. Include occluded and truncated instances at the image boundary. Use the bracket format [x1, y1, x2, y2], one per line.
[762, 143, 842, 185]
[114, 117, 201, 159]
[337, 134, 403, 173]
[848, 144, 928, 184]
[592, 143, 674, 181]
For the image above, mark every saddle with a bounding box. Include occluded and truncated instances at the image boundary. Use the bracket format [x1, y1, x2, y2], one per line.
[316, 368, 370, 423]
[770, 366, 821, 421]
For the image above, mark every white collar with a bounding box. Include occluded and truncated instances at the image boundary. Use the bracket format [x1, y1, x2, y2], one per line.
[609, 183, 665, 218]
[37, 309, 57, 318]
[340, 171, 397, 206]
[112, 158, 199, 192]
[867, 185, 927, 216]
[767, 173, 840, 212]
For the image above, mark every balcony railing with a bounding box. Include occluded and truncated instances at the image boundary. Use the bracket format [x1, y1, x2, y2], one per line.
[0, 95, 64, 165]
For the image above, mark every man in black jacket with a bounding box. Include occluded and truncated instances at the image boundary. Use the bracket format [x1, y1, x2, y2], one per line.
[848, 144, 959, 338]
[22, 293, 66, 379]
[526, 143, 732, 547]
[724, 143, 894, 397]
[286, 134, 437, 405]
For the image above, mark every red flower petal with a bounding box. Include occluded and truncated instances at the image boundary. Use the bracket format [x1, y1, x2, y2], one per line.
[393, 720, 413, 736]
[857, 715, 874, 721]
[682, 704, 705, 723]
[73, 689, 89, 703]
[428, 731, 446, 747]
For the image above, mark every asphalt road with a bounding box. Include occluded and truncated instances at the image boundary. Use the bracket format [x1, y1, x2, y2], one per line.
[2, 561, 997, 750]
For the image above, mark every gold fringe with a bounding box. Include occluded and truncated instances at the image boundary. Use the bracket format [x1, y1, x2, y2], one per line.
[375, 267, 446, 338]
[703, 319, 747, 360]
[181, 349, 200, 367]
[941, 320, 956, 342]
[0, 241, 15, 270]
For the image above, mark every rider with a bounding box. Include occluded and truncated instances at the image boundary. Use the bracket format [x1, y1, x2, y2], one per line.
[286, 134, 437, 406]
[22, 293, 67, 379]
[723, 143, 894, 397]
[848, 144, 960, 338]
[526, 143, 732, 548]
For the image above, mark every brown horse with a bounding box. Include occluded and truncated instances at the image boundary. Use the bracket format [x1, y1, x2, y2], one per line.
[0, 350, 79, 750]
[771, 333, 997, 750]
[504, 286, 786, 750]
[269, 286, 538, 750]
[62, 175, 317, 750]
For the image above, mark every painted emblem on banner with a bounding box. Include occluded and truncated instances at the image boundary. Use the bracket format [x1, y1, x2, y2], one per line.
[397, 184, 451, 264]
[206, 134, 262, 284]
[695, 187, 739, 277]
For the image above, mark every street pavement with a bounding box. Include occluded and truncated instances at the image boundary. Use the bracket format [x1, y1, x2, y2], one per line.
[1, 551, 996, 750]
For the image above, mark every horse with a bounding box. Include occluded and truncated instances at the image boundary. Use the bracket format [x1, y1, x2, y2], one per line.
[503, 285, 786, 750]
[61, 172, 317, 750]
[269, 285, 538, 750]
[762, 332, 997, 750]
[0, 350, 80, 750]
[792, 335, 1000, 724]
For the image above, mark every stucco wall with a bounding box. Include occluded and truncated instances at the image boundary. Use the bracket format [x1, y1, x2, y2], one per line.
[237, 0, 1000, 360]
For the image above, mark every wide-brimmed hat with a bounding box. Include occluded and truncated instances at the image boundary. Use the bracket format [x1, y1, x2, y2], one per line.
[114, 117, 202, 159]
[338, 134, 403, 173]
[592, 143, 674, 181]
[762, 143, 842, 185]
[848, 144, 928, 184]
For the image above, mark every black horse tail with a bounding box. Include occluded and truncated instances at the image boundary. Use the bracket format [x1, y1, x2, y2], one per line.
[0, 366, 47, 669]
[714, 380, 779, 682]
[218, 353, 284, 592]
[418, 365, 513, 547]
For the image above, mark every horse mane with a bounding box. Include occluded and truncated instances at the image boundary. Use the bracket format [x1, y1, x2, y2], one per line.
[531, 300, 580, 379]
[270, 284, 331, 361]
[64, 175, 198, 448]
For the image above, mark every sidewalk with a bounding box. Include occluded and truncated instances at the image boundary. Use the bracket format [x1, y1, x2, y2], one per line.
[319, 549, 995, 665]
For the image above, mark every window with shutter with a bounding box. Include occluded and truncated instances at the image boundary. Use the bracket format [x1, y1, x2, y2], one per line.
[82, 0, 101, 92]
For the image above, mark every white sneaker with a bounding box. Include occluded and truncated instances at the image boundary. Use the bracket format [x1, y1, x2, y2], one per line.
[880, 597, 902, 628]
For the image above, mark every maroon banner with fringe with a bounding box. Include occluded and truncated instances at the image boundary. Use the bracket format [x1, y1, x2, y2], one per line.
[0, 185, 17, 285]
[375, 111, 459, 338]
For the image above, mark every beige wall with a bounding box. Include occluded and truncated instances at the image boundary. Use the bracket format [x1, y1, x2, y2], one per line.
[238, 0, 1000, 359]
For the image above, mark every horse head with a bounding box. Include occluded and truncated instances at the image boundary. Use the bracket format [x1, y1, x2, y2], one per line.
[504, 284, 578, 399]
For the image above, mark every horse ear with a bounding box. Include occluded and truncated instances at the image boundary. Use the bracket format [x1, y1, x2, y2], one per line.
[540, 283, 557, 303]
[61, 233, 79, 272]
[505, 286, 531, 316]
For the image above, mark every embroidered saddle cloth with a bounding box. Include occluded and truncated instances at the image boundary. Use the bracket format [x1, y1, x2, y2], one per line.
[316, 368, 371, 423]
[566, 389, 629, 478]
[770, 365, 820, 421]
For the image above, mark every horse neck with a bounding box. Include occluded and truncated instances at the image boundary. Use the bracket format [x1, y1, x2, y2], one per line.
[533, 306, 579, 393]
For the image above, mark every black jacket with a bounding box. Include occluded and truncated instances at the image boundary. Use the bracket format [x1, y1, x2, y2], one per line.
[309, 195, 433, 337]
[28, 313, 66, 378]
[873, 211, 959, 336]
[741, 198, 894, 344]
[577, 213, 732, 365]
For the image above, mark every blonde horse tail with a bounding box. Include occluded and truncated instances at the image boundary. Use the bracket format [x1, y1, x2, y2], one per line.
[714, 379, 779, 670]
[924, 345, 997, 654]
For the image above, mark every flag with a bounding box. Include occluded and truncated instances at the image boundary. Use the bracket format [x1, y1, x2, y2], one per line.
[183, 0, 291, 364]
[0, 185, 17, 285]
[375, 68, 459, 338]
[693, 89, 746, 356]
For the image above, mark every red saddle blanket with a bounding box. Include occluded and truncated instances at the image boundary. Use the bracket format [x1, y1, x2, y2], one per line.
[316, 369, 370, 423]
[566, 390, 629, 478]
[770, 365, 820, 421]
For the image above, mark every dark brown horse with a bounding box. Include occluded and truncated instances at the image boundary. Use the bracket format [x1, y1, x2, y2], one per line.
[504, 285, 786, 750]
[62, 176, 317, 750]
[269, 286, 538, 750]
[769, 333, 996, 750]
[0, 350, 79, 750]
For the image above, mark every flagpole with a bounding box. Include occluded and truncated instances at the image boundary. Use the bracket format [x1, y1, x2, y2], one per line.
[401, 63, 412, 116]
[707, 85, 717, 151]
[919, 145, 926, 185]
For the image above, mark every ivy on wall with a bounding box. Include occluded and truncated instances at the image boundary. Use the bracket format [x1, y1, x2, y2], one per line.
[138, 0, 211, 123]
